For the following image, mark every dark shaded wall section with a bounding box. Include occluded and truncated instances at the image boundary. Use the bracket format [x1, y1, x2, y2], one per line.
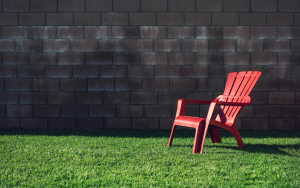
[0, 0, 300, 130]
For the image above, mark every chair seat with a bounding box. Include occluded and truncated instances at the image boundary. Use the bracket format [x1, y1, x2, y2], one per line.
[174, 116, 205, 128]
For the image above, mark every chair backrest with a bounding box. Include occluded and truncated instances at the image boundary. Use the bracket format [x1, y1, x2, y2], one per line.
[215, 71, 262, 124]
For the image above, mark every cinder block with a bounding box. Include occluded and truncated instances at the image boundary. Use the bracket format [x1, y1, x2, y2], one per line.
[196, 0, 222, 12]
[251, 26, 277, 39]
[269, 92, 294, 104]
[34, 105, 60, 117]
[155, 66, 181, 78]
[113, 52, 140, 65]
[291, 40, 300, 52]
[264, 40, 290, 52]
[224, 53, 250, 65]
[49, 118, 75, 129]
[100, 66, 127, 78]
[182, 39, 208, 52]
[0, 13, 18, 25]
[269, 118, 295, 130]
[112, 26, 139, 38]
[103, 92, 130, 104]
[58, 0, 84, 12]
[0, 118, 20, 128]
[250, 92, 268, 104]
[46, 13, 73, 26]
[278, 0, 300, 12]
[102, 13, 128, 25]
[21, 118, 47, 129]
[126, 39, 153, 52]
[240, 13, 266, 25]
[278, 53, 300, 65]
[29, 26, 55, 39]
[251, 0, 277, 12]
[0, 92, 19, 104]
[71, 39, 98, 52]
[115, 79, 142, 91]
[131, 92, 157, 104]
[85, 52, 112, 65]
[168, 26, 194, 39]
[169, 53, 195, 65]
[212, 13, 239, 25]
[129, 13, 156, 26]
[98, 39, 125, 52]
[48, 92, 74, 104]
[0, 66, 16, 78]
[295, 13, 300, 26]
[58, 53, 84, 65]
[158, 92, 185, 104]
[251, 53, 277, 65]
[45, 66, 72, 78]
[5, 79, 32, 91]
[297, 92, 300, 103]
[267, 13, 293, 26]
[282, 105, 300, 117]
[157, 13, 183, 25]
[292, 66, 300, 78]
[3, 0, 29, 12]
[143, 79, 169, 91]
[238, 106, 254, 117]
[145, 105, 171, 117]
[2, 26, 28, 39]
[168, 0, 195, 12]
[198, 78, 225, 91]
[43, 39, 70, 52]
[0, 39, 15, 52]
[209, 39, 236, 52]
[140, 26, 167, 39]
[170, 79, 197, 91]
[16, 39, 42, 52]
[3, 53, 29, 65]
[209, 66, 236, 78]
[237, 39, 263, 52]
[20, 92, 46, 104]
[132, 118, 159, 129]
[141, 53, 167, 65]
[279, 79, 300, 91]
[89, 105, 116, 117]
[57, 26, 84, 39]
[141, 0, 167, 12]
[117, 105, 143, 117]
[19, 13, 45, 25]
[113, 0, 140, 12]
[185, 13, 211, 26]
[60, 79, 87, 91]
[223, 26, 250, 39]
[88, 79, 114, 91]
[105, 118, 131, 129]
[74, 13, 100, 26]
[61, 105, 88, 117]
[33, 79, 59, 91]
[223, 0, 250, 12]
[30, 0, 57, 12]
[196, 53, 223, 65]
[128, 66, 154, 78]
[75, 92, 102, 104]
[159, 118, 173, 129]
[0, 80, 4, 91]
[154, 39, 180, 52]
[265, 66, 291, 79]
[182, 66, 209, 78]
[73, 66, 99, 78]
[86, 0, 112, 12]
[242, 118, 268, 130]
[17, 66, 44, 78]
[85, 26, 111, 39]
[76, 118, 104, 130]
[254, 78, 278, 91]
[7, 105, 32, 117]
[186, 91, 212, 100]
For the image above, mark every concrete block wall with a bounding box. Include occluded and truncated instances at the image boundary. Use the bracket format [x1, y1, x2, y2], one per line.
[0, 0, 300, 130]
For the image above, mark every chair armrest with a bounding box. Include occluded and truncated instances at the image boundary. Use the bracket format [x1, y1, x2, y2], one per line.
[217, 96, 252, 106]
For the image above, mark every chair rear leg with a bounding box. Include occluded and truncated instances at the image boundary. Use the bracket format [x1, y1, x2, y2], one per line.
[229, 125, 244, 148]
[168, 124, 177, 147]
[208, 127, 222, 143]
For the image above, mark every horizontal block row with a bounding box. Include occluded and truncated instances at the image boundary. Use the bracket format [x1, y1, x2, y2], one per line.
[1, 0, 300, 13]
[1, 13, 300, 26]
[1, 39, 299, 52]
[1, 52, 300, 65]
[1, 26, 300, 39]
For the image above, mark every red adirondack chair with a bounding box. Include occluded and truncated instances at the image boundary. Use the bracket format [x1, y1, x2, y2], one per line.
[168, 71, 262, 154]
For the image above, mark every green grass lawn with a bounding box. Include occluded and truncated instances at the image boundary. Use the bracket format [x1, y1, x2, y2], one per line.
[0, 129, 299, 187]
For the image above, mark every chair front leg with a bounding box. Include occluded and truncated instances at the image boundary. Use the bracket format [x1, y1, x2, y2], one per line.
[168, 124, 177, 147]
